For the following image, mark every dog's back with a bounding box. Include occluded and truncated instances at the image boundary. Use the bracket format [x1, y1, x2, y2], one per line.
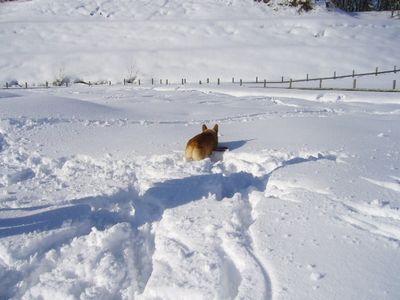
[185, 124, 218, 161]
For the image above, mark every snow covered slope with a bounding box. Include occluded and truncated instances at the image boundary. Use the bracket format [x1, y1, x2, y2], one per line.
[1, 0, 399, 85]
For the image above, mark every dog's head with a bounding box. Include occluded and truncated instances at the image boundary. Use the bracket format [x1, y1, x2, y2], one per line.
[202, 124, 218, 135]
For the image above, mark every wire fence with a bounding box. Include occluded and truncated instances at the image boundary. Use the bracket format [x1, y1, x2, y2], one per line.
[2, 65, 400, 92]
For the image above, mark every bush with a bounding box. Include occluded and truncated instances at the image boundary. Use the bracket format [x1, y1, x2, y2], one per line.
[288, 0, 313, 11]
[254, 0, 314, 12]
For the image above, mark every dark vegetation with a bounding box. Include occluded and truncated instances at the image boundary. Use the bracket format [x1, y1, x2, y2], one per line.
[331, 0, 400, 12]
[254, 0, 313, 12]
[255, 0, 400, 12]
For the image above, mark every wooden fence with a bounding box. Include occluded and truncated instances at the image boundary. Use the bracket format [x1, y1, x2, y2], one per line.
[2, 65, 399, 92]
[242, 66, 398, 91]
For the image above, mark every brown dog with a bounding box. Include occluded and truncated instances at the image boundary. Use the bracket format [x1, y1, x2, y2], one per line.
[185, 124, 219, 161]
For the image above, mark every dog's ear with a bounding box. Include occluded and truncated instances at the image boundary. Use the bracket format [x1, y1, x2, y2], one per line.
[213, 124, 218, 134]
[202, 124, 207, 132]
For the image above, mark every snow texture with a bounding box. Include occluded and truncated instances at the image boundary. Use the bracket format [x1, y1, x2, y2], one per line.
[1, 84, 399, 299]
[0, 0, 400, 300]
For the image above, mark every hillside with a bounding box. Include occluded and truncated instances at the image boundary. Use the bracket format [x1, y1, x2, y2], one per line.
[1, 0, 399, 85]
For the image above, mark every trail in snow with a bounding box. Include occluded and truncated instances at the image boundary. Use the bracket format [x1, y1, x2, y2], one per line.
[0, 115, 338, 298]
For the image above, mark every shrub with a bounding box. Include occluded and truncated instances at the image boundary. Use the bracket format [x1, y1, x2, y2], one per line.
[288, 0, 313, 11]
[254, 0, 314, 12]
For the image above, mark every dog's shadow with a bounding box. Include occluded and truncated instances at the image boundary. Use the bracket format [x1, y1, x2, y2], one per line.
[219, 139, 253, 151]
[212, 139, 254, 161]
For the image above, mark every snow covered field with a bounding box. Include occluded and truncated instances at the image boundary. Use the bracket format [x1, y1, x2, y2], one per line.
[1, 0, 400, 299]
[1, 84, 400, 299]
[1, 0, 399, 86]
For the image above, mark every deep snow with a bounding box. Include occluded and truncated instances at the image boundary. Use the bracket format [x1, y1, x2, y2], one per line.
[0, 84, 400, 299]
[1, 0, 400, 299]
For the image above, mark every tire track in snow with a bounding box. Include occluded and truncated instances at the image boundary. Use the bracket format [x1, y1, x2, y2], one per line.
[218, 192, 273, 299]
[210, 151, 338, 299]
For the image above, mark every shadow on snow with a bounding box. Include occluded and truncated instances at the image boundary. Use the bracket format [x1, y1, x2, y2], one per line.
[0, 152, 336, 238]
[218, 139, 254, 151]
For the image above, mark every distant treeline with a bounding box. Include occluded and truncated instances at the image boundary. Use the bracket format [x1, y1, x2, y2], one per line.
[331, 0, 400, 12]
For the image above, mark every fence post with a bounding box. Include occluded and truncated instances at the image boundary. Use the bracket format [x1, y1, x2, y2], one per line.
[109, 81, 111, 86]
[166, 79, 168, 85]
[352, 70, 355, 77]
[6, 82, 8, 89]
[353, 79, 357, 89]
[375, 67, 378, 76]
[306, 74, 309, 81]
[240, 79, 242, 86]
[207, 78, 209, 84]
[256, 76, 258, 83]
[394, 65, 397, 74]
[138, 79, 141, 86]
[263, 79, 266, 88]
[25, 82, 28, 89]
[160, 79, 162, 84]
[394, 80, 397, 90]
[46, 81, 48, 88]
[281, 76, 284, 83]
[152, 78, 154, 85]
[124, 79, 126, 85]
[66, 81, 68, 87]
[199, 80, 202, 85]
[334, 71, 336, 79]
[217, 78, 220, 85]
[232, 77, 235, 83]
[89, 81, 91, 86]
[319, 79, 322, 88]
[289, 79, 292, 89]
